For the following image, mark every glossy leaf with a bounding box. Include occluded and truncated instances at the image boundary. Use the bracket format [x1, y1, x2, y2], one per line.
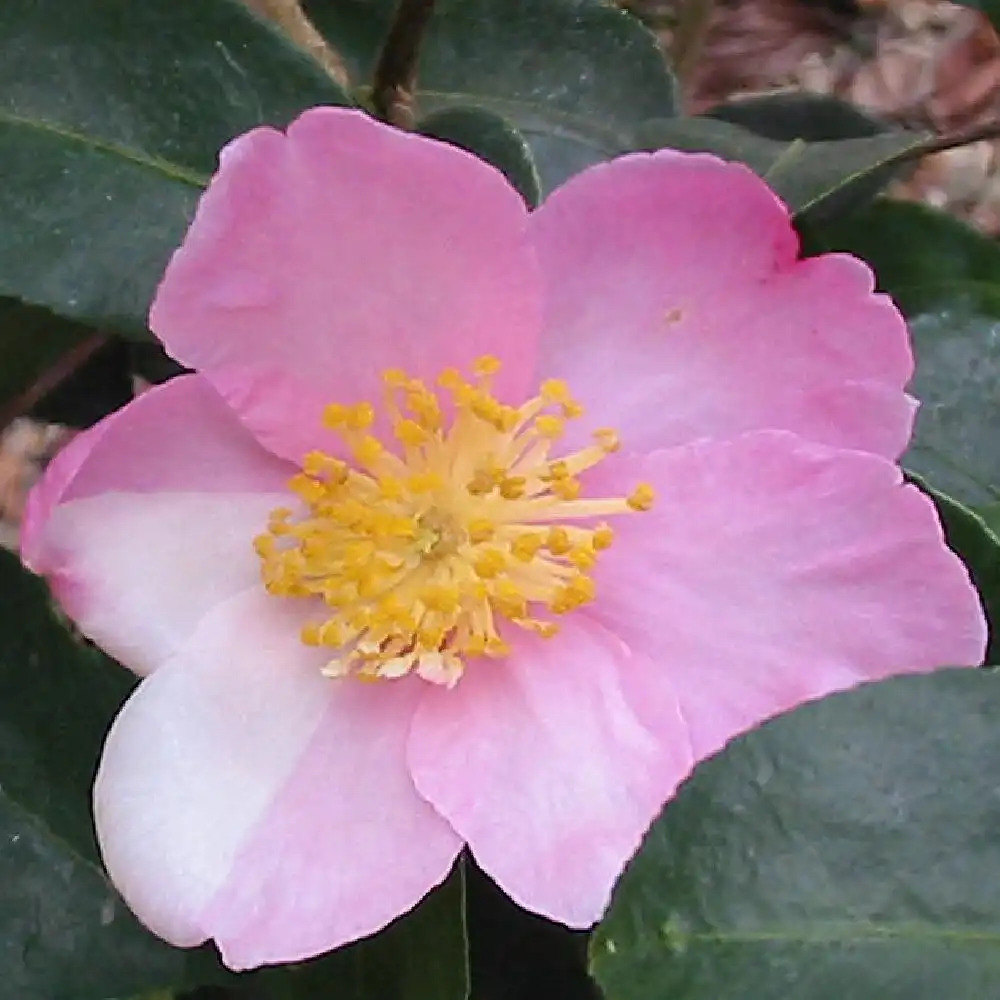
[0, 0, 350, 338]
[1, 547, 470, 998]
[305, 0, 677, 193]
[705, 92, 889, 142]
[812, 200, 1000, 506]
[418, 107, 541, 207]
[0, 549, 231, 999]
[251, 865, 469, 1000]
[0, 298, 93, 413]
[634, 116, 927, 221]
[908, 473, 1000, 663]
[592, 668, 1000, 1000]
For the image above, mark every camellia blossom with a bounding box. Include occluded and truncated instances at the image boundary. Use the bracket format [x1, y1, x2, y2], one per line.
[21, 107, 986, 969]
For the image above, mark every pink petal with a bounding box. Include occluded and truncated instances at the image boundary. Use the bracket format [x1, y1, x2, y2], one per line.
[150, 107, 543, 463]
[21, 375, 294, 674]
[34, 492, 283, 675]
[22, 374, 291, 565]
[95, 589, 462, 970]
[586, 431, 987, 763]
[407, 618, 693, 928]
[529, 151, 914, 459]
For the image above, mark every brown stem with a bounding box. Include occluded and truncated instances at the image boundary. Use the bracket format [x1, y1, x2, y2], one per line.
[0, 332, 108, 433]
[670, 0, 716, 107]
[371, 0, 437, 128]
[905, 119, 1000, 160]
[243, 0, 350, 90]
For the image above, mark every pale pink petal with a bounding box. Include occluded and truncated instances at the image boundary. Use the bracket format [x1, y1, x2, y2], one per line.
[21, 375, 294, 674]
[408, 618, 693, 928]
[586, 432, 986, 763]
[150, 107, 542, 463]
[33, 492, 283, 675]
[21, 374, 292, 567]
[95, 589, 462, 970]
[529, 151, 914, 459]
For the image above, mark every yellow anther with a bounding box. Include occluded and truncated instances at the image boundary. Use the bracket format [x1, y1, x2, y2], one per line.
[301, 623, 323, 646]
[494, 579, 527, 619]
[465, 635, 487, 657]
[546, 527, 572, 555]
[498, 406, 519, 432]
[288, 473, 325, 505]
[518, 618, 560, 639]
[544, 460, 569, 481]
[303, 451, 329, 477]
[569, 546, 597, 570]
[627, 483, 656, 512]
[382, 367, 409, 387]
[593, 428, 621, 453]
[378, 476, 404, 501]
[550, 575, 596, 614]
[437, 368, 465, 390]
[323, 403, 348, 428]
[466, 473, 495, 496]
[394, 419, 429, 447]
[499, 476, 527, 500]
[485, 636, 511, 657]
[473, 355, 503, 377]
[511, 532, 544, 561]
[346, 402, 375, 430]
[418, 626, 445, 649]
[474, 549, 507, 579]
[592, 524, 614, 550]
[552, 477, 581, 501]
[541, 378, 571, 404]
[467, 518, 496, 543]
[536, 414, 565, 439]
[318, 622, 346, 646]
[407, 392, 442, 431]
[353, 435, 384, 466]
[253, 534, 277, 558]
[422, 584, 460, 613]
[257, 359, 647, 686]
[408, 471, 444, 494]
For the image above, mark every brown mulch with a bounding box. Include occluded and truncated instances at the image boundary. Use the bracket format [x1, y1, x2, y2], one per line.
[3, 0, 1000, 547]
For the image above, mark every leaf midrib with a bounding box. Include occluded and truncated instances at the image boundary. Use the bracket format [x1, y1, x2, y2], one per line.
[0, 108, 210, 188]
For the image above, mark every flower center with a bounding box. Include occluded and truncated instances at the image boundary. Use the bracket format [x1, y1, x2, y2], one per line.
[254, 356, 654, 687]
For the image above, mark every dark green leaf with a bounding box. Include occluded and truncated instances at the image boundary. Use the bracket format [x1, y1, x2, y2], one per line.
[418, 107, 541, 208]
[633, 116, 927, 221]
[977, 503, 1000, 536]
[306, 0, 677, 193]
[0, 298, 93, 413]
[907, 472, 1000, 662]
[0, 0, 350, 338]
[705, 91, 889, 142]
[592, 668, 1000, 1000]
[812, 200, 1000, 506]
[0, 549, 230, 999]
[0, 547, 468, 998]
[251, 865, 469, 1000]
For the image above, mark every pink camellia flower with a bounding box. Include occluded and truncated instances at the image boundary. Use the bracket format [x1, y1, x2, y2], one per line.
[21, 107, 985, 969]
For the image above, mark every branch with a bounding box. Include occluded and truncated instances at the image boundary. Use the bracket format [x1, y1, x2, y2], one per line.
[670, 0, 716, 105]
[0, 332, 108, 434]
[907, 119, 1000, 160]
[243, 0, 350, 90]
[371, 0, 437, 128]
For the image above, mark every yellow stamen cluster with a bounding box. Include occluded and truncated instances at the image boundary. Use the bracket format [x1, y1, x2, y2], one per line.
[254, 356, 654, 687]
